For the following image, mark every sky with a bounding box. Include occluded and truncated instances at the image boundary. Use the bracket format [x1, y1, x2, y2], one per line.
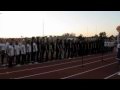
[0, 11, 120, 38]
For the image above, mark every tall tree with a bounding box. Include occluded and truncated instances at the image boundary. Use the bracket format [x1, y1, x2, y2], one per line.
[77, 34, 85, 41]
[99, 32, 107, 39]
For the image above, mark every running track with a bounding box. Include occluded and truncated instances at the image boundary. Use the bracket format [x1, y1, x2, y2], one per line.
[0, 52, 119, 79]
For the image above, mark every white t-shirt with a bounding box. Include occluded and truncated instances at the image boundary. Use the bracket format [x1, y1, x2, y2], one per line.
[14, 44, 20, 55]
[33, 43, 38, 52]
[26, 44, 31, 53]
[117, 44, 120, 49]
[104, 42, 107, 47]
[21, 44, 26, 55]
[5, 42, 9, 54]
[116, 43, 120, 52]
[8, 45, 14, 56]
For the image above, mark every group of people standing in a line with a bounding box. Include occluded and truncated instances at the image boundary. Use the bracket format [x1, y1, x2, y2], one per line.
[0, 36, 115, 68]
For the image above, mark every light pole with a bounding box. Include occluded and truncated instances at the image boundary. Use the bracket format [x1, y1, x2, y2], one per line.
[116, 25, 120, 75]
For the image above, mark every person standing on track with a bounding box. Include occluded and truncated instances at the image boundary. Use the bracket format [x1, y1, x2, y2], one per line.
[45, 37, 49, 62]
[117, 43, 120, 75]
[59, 39, 63, 60]
[36, 37, 40, 62]
[21, 40, 26, 65]
[49, 37, 54, 60]
[56, 38, 59, 60]
[26, 39, 31, 64]
[7, 40, 14, 67]
[116, 25, 120, 75]
[117, 42, 120, 61]
[33, 38, 38, 63]
[14, 40, 20, 66]
[64, 39, 66, 59]
[0, 39, 6, 66]
[31, 37, 34, 63]
[40, 37, 45, 62]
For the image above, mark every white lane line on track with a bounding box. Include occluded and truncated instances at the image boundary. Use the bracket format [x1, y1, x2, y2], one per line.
[0, 53, 113, 70]
[61, 62, 117, 79]
[13, 57, 114, 79]
[0, 54, 113, 75]
[104, 72, 119, 79]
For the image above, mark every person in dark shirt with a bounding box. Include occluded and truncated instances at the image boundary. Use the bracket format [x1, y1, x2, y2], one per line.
[40, 37, 45, 62]
[36, 37, 40, 62]
[50, 38, 54, 60]
[64, 39, 67, 59]
[45, 38, 49, 62]
[56, 38, 59, 60]
[31, 37, 35, 63]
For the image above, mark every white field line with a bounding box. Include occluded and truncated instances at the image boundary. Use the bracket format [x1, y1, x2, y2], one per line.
[61, 62, 117, 79]
[104, 72, 119, 79]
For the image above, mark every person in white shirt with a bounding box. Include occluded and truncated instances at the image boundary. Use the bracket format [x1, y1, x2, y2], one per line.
[7, 42, 14, 67]
[20, 41, 26, 65]
[5, 41, 10, 66]
[14, 41, 20, 65]
[33, 41, 38, 63]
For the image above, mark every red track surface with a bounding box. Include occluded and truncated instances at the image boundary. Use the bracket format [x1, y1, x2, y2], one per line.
[0, 52, 119, 79]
